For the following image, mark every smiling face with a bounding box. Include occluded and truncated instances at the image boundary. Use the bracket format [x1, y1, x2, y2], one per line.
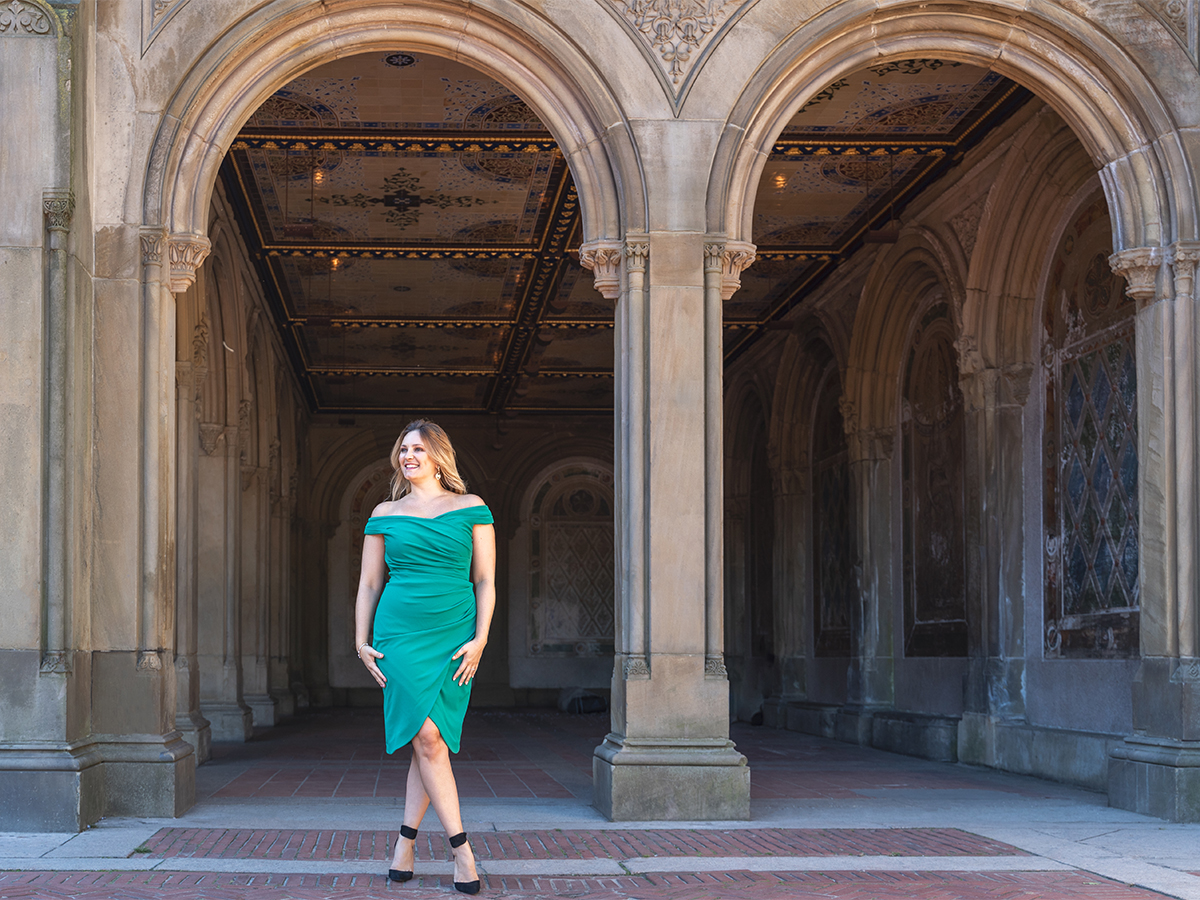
[397, 430, 436, 483]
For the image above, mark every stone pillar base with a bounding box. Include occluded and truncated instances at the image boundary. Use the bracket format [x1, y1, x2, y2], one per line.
[834, 706, 875, 745]
[0, 743, 104, 831]
[270, 687, 296, 719]
[176, 711, 212, 764]
[204, 702, 253, 741]
[244, 693, 278, 727]
[1109, 737, 1200, 822]
[96, 733, 195, 817]
[593, 735, 750, 820]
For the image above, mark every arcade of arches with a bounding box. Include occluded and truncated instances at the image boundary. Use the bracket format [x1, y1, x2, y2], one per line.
[2, 0, 1200, 830]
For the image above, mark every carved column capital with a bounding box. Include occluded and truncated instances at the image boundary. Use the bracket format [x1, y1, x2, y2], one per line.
[1002, 362, 1035, 407]
[41, 190, 74, 232]
[624, 237, 649, 273]
[1169, 241, 1200, 302]
[578, 240, 624, 300]
[952, 333, 985, 377]
[140, 227, 167, 266]
[167, 233, 211, 293]
[1109, 246, 1164, 306]
[198, 423, 225, 456]
[704, 240, 756, 300]
[623, 655, 650, 680]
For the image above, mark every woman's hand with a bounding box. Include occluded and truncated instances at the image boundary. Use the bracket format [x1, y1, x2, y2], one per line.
[451, 638, 486, 686]
[358, 644, 386, 687]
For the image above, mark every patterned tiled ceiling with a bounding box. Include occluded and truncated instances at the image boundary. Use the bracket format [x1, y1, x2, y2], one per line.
[221, 54, 1027, 412]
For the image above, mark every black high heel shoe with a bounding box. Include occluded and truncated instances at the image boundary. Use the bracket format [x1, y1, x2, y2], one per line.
[448, 832, 480, 895]
[388, 824, 418, 882]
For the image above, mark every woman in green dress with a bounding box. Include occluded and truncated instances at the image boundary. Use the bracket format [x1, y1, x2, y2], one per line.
[354, 419, 495, 894]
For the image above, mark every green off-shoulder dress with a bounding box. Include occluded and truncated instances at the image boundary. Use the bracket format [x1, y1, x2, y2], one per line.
[364, 504, 493, 754]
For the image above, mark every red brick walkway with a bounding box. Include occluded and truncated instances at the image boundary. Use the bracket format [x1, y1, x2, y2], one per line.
[0, 870, 1171, 900]
[142, 826, 1025, 860]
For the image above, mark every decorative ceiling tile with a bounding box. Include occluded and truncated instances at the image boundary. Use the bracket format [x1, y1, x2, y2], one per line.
[603, 0, 760, 114]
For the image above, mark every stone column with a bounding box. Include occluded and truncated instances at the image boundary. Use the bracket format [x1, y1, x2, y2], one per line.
[242, 453, 278, 727]
[175, 302, 212, 763]
[957, 358, 1031, 764]
[1109, 243, 1200, 822]
[196, 410, 254, 740]
[267, 441, 296, 717]
[586, 235, 751, 821]
[0, 0, 103, 832]
[835, 408, 896, 744]
[765, 459, 809, 725]
[86, 230, 203, 818]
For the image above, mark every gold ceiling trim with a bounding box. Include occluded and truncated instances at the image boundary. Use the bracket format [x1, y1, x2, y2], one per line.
[296, 317, 613, 329]
[266, 246, 538, 260]
[311, 367, 610, 378]
[772, 143, 949, 157]
[231, 134, 559, 154]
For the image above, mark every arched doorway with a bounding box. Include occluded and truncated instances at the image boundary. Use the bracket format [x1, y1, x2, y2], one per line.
[139, 0, 638, 820]
[706, 1, 1193, 810]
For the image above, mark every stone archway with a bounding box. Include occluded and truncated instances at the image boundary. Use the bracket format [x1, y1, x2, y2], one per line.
[128, 0, 642, 823]
[707, 1, 1192, 254]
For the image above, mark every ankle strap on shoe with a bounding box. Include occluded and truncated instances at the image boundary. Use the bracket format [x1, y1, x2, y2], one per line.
[448, 832, 468, 848]
[399, 825, 418, 840]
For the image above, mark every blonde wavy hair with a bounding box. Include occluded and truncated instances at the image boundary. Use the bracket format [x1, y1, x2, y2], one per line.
[389, 419, 468, 499]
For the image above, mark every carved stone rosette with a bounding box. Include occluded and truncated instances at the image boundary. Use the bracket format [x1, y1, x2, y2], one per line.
[704, 655, 728, 677]
[167, 233, 212, 293]
[1109, 247, 1164, 306]
[136, 650, 163, 671]
[579, 241, 624, 300]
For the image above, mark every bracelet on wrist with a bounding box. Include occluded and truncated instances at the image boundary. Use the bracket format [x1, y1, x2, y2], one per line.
[356, 641, 369, 655]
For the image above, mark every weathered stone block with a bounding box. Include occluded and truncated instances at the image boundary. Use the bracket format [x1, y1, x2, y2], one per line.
[871, 711, 960, 762]
[594, 757, 750, 820]
[1110, 739, 1200, 822]
[785, 701, 839, 738]
[0, 744, 104, 831]
[99, 734, 195, 818]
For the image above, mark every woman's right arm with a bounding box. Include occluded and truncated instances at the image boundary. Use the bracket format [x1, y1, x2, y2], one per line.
[354, 532, 388, 687]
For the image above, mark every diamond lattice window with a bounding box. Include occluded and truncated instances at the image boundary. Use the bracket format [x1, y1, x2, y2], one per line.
[528, 466, 615, 657]
[1044, 196, 1138, 657]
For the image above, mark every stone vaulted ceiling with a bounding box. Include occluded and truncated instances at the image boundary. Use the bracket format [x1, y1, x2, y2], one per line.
[221, 54, 1027, 413]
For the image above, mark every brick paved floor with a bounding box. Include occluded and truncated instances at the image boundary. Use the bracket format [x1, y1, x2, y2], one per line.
[6, 710, 1196, 900]
[141, 826, 1025, 860]
[197, 708, 1080, 804]
[0, 870, 1173, 900]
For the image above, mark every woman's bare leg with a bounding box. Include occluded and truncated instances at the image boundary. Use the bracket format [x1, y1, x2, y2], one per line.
[409, 718, 477, 883]
[391, 757, 430, 870]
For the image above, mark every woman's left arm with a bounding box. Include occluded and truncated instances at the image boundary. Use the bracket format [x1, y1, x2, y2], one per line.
[452, 522, 497, 685]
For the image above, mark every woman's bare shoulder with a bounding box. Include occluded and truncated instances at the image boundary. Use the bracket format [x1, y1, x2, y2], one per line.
[369, 498, 407, 518]
[455, 493, 487, 510]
